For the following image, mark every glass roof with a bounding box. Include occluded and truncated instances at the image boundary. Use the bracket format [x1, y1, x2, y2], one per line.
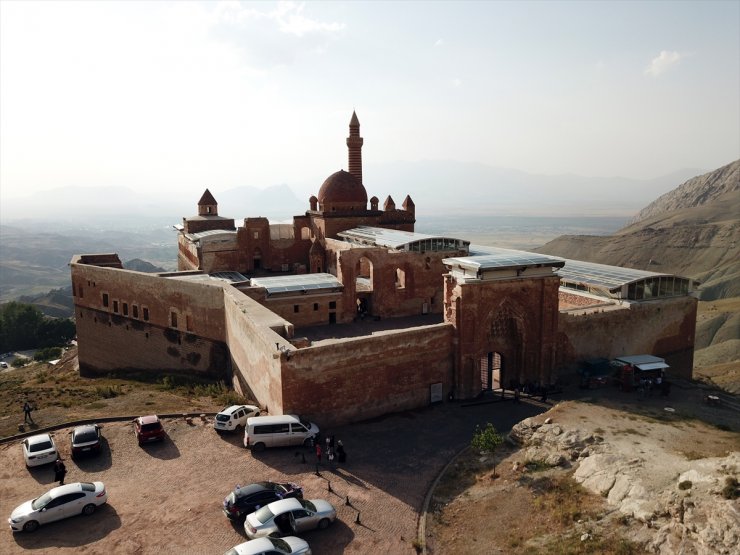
[188, 229, 237, 240]
[447, 245, 565, 271]
[556, 259, 684, 291]
[470, 244, 690, 291]
[444, 252, 565, 271]
[250, 273, 342, 295]
[338, 226, 469, 251]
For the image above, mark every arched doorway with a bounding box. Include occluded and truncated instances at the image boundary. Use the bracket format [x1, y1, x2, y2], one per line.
[253, 247, 262, 271]
[355, 256, 373, 318]
[480, 351, 504, 393]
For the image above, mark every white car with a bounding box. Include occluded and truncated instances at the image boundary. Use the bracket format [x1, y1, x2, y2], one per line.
[244, 498, 336, 539]
[22, 433, 58, 467]
[224, 536, 312, 555]
[214, 404, 260, 432]
[8, 481, 108, 532]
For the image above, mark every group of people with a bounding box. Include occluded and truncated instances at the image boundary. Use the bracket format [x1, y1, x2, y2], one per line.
[313, 435, 347, 469]
[638, 374, 670, 397]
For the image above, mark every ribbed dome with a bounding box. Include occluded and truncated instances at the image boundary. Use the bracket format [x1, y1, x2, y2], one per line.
[317, 170, 368, 205]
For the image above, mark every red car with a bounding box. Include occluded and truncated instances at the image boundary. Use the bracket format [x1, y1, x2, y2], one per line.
[134, 415, 165, 446]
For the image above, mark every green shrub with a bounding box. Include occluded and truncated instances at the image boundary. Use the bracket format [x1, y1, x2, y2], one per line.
[11, 357, 29, 368]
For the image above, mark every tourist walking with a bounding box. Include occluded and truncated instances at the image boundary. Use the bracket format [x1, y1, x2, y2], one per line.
[23, 401, 34, 423]
[54, 459, 67, 485]
[337, 440, 346, 464]
[328, 448, 335, 469]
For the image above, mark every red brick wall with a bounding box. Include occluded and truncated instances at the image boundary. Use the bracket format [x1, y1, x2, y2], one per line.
[75, 306, 228, 377]
[279, 323, 454, 427]
[223, 289, 289, 414]
[557, 296, 697, 379]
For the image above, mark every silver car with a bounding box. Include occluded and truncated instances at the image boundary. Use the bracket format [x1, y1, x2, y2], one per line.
[244, 498, 336, 539]
[8, 481, 108, 532]
[224, 536, 312, 555]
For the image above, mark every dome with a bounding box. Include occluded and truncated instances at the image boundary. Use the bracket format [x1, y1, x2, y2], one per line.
[317, 170, 368, 205]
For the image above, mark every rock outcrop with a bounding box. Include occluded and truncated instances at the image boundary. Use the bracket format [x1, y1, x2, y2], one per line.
[510, 415, 740, 555]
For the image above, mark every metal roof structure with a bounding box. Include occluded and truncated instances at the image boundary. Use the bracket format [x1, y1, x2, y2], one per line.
[186, 229, 237, 241]
[443, 251, 565, 272]
[469, 244, 694, 299]
[250, 273, 343, 295]
[556, 259, 679, 291]
[337, 226, 469, 253]
[614, 354, 670, 371]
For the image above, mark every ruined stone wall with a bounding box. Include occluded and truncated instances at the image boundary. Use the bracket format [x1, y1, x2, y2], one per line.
[557, 296, 697, 379]
[71, 260, 229, 376]
[259, 294, 343, 329]
[325, 243, 453, 322]
[280, 323, 454, 427]
[223, 288, 289, 414]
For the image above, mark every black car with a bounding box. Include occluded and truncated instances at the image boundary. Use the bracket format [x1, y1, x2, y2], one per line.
[223, 481, 303, 521]
[70, 424, 102, 459]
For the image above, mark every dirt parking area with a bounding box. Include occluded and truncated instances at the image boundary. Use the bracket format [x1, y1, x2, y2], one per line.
[1, 402, 543, 554]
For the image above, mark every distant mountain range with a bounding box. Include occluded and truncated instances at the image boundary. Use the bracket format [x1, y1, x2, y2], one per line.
[0, 161, 708, 224]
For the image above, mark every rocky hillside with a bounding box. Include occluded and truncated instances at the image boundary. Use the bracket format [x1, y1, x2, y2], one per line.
[629, 160, 739, 224]
[536, 160, 739, 391]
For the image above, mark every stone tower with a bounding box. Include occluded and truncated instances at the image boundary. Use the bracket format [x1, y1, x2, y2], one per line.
[347, 111, 363, 185]
[198, 188, 218, 216]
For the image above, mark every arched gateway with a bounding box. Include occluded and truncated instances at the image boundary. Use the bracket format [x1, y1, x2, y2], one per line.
[443, 249, 564, 400]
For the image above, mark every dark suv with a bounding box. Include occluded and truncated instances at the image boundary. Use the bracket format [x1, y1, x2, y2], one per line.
[223, 481, 303, 521]
[134, 415, 165, 446]
[71, 424, 102, 459]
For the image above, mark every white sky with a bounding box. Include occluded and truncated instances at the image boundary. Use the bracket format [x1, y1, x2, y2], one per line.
[1, 0, 738, 199]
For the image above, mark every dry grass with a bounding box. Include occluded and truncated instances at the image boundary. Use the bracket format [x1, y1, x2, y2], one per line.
[0, 347, 248, 438]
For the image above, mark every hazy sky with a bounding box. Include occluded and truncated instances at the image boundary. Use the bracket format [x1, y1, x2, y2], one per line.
[1, 0, 738, 200]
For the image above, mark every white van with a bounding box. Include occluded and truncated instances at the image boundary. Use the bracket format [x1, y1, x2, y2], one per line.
[243, 415, 319, 451]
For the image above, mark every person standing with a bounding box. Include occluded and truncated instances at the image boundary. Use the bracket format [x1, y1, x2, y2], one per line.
[327, 448, 335, 469]
[315, 443, 322, 466]
[23, 401, 34, 423]
[337, 440, 346, 464]
[54, 459, 67, 485]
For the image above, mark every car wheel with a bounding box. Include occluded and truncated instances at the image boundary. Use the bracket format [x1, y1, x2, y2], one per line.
[252, 442, 266, 452]
[23, 520, 39, 533]
[82, 503, 96, 516]
[317, 518, 330, 530]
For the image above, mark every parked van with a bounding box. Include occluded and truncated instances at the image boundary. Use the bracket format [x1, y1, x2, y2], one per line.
[243, 415, 319, 451]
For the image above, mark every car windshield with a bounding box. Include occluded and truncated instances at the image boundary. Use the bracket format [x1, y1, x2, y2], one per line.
[300, 499, 316, 512]
[75, 430, 98, 443]
[268, 537, 290, 551]
[140, 423, 162, 432]
[253, 505, 275, 524]
[32, 492, 52, 510]
[215, 414, 231, 422]
[29, 441, 53, 452]
[298, 416, 312, 429]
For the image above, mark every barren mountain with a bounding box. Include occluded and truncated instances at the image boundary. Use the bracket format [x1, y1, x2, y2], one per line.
[629, 160, 739, 224]
[536, 160, 740, 391]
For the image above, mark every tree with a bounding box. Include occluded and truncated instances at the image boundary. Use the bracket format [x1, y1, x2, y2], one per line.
[0, 302, 44, 351]
[471, 422, 504, 477]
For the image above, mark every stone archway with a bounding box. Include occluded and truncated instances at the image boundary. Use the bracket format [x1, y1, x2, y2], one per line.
[485, 302, 526, 390]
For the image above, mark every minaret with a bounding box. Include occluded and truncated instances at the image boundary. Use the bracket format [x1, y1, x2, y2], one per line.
[347, 111, 363, 184]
